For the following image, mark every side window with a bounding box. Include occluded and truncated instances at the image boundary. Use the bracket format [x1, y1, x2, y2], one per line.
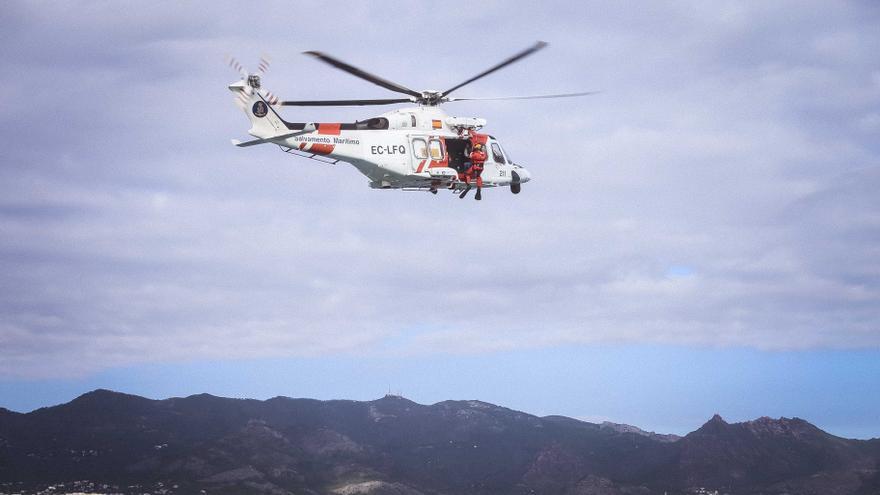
[429, 139, 444, 160]
[413, 138, 428, 159]
[491, 142, 506, 164]
[410, 114, 417, 127]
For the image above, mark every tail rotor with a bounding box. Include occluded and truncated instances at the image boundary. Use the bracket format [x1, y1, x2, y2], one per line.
[226, 54, 281, 108]
[257, 55, 271, 75]
[226, 55, 248, 79]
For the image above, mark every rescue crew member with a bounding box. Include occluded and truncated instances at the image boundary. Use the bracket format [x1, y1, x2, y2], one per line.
[460, 141, 488, 200]
[470, 142, 487, 200]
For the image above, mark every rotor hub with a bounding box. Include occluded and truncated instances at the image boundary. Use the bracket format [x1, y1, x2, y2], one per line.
[247, 74, 261, 89]
[419, 90, 443, 105]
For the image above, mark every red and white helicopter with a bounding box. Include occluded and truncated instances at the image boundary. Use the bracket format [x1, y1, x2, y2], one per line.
[228, 42, 595, 200]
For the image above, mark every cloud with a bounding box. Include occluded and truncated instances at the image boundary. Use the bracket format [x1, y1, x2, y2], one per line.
[1, 1, 879, 379]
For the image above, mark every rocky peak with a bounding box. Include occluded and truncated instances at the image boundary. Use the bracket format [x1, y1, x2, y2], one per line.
[743, 416, 818, 438]
[692, 414, 730, 435]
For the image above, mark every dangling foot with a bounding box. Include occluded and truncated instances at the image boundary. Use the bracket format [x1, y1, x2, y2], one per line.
[459, 185, 471, 199]
[475, 188, 482, 201]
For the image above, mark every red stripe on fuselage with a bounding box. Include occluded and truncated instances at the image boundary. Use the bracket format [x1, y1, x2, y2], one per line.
[318, 123, 342, 135]
[310, 144, 335, 155]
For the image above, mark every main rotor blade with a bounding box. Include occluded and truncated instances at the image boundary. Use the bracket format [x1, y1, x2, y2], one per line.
[446, 91, 601, 102]
[280, 98, 414, 107]
[440, 41, 548, 98]
[304, 51, 422, 99]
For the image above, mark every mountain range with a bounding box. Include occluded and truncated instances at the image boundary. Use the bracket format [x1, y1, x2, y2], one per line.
[1, 390, 878, 494]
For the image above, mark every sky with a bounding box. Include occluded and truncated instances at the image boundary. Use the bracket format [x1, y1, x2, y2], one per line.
[1, 1, 879, 439]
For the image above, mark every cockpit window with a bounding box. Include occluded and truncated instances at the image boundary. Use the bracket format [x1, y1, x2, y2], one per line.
[500, 143, 512, 163]
[413, 138, 428, 159]
[356, 117, 389, 130]
[491, 142, 506, 164]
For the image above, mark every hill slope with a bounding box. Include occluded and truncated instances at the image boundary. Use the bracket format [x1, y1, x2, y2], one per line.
[0, 390, 877, 495]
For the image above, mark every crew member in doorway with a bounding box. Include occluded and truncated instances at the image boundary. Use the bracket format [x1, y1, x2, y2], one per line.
[470, 142, 487, 200]
[460, 141, 488, 200]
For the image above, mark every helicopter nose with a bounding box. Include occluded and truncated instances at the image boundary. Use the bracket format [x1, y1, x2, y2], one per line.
[514, 167, 531, 183]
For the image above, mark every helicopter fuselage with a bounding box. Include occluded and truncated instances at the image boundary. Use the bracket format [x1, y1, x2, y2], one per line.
[250, 103, 531, 192]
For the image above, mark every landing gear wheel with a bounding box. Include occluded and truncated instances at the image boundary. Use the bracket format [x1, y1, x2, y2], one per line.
[475, 188, 482, 201]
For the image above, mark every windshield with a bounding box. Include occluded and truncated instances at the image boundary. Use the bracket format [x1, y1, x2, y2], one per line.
[490, 142, 506, 164]
[498, 142, 512, 163]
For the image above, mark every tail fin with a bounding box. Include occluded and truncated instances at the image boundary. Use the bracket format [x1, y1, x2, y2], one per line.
[228, 80, 288, 139]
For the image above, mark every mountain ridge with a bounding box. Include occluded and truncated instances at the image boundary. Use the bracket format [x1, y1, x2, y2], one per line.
[1, 389, 877, 495]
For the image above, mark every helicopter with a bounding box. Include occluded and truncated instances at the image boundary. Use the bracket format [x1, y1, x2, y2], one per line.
[228, 42, 596, 200]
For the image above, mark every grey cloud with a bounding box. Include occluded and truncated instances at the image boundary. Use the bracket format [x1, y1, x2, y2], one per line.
[1, 0, 878, 378]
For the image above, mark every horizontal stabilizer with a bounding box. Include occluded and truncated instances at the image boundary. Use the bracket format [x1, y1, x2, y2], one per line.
[231, 124, 316, 147]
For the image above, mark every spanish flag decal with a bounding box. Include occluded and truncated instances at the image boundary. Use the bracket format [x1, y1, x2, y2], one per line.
[432, 119, 442, 129]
